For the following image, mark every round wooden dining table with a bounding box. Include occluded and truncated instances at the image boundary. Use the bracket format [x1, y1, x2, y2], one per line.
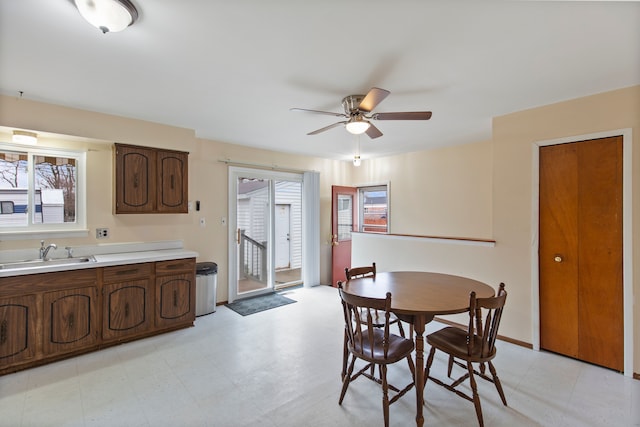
[341, 271, 496, 427]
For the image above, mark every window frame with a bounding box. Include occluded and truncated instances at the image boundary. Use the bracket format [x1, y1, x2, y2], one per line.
[0, 143, 88, 240]
[357, 183, 389, 234]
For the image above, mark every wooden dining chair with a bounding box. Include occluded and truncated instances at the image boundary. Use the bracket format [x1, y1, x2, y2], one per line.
[338, 283, 416, 427]
[424, 283, 508, 427]
[345, 263, 406, 337]
[344, 262, 377, 281]
[340, 263, 407, 381]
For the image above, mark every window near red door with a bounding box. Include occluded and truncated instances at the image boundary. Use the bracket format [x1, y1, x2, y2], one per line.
[358, 185, 388, 233]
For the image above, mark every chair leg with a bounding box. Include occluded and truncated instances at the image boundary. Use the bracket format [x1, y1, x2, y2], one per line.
[339, 356, 356, 405]
[488, 361, 508, 406]
[467, 361, 484, 427]
[447, 355, 454, 377]
[341, 330, 348, 380]
[406, 353, 416, 377]
[423, 346, 436, 389]
[380, 364, 390, 427]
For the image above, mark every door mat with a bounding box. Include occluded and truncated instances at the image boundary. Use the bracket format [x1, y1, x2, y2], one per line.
[225, 293, 296, 316]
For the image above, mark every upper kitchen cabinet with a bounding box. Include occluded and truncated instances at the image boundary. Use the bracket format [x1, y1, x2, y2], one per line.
[156, 149, 189, 213]
[115, 143, 189, 214]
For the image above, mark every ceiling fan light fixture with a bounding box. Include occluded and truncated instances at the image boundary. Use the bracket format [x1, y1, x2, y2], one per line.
[345, 118, 370, 135]
[74, 0, 138, 33]
[12, 130, 38, 145]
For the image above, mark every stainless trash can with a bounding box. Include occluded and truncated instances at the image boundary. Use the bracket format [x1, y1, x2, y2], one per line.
[195, 262, 217, 316]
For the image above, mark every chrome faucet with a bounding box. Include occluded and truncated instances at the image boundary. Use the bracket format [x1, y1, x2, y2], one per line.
[39, 240, 58, 260]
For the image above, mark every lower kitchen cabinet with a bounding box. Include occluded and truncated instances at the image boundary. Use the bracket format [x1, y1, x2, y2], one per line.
[155, 259, 196, 329]
[0, 257, 196, 375]
[0, 294, 39, 366]
[43, 286, 99, 356]
[102, 264, 154, 342]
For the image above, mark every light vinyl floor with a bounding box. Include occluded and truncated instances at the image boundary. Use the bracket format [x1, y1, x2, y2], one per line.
[1, 285, 638, 427]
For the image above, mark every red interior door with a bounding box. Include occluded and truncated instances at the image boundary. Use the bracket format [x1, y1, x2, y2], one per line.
[331, 186, 357, 286]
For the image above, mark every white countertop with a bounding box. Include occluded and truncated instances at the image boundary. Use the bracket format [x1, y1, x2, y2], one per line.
[0, 241, 199, 277]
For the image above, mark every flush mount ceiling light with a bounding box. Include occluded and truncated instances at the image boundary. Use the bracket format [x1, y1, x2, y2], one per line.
[345, 116, 371, 135]
[12, 130, 38, 145]
[74, 0, 138, 33]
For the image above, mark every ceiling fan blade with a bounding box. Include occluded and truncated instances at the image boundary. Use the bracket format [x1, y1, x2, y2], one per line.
[373, 111, 432, 120]
[307, 121, 347, 135]
[365, 123, 383, 139]
[290, 108, 347, 118]
[358, 87, 390, 112]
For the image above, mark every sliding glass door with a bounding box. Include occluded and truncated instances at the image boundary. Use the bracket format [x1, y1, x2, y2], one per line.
[228, 167, 303, 302]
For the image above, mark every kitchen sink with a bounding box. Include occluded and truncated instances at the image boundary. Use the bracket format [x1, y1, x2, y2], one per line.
[0, 255, 97, 270]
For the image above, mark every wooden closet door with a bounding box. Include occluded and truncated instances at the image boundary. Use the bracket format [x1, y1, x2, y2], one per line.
[576, 137, 623, 369]
[539, 142, 579, 357]
[539, 136, 623, 371]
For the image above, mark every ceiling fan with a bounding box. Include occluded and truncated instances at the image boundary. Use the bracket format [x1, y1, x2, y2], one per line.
[290, 87, 432, 139]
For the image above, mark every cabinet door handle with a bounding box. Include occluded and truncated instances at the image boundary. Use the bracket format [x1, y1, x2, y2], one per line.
[125, 302, 130, 318]
[68, 313, 75, 329]
[173, 290, 178, 307]
[0, 320, 7, 345]
[170, 175, 175, 190]
[116, 269, 139, 275]
[134, 173, 139, 188]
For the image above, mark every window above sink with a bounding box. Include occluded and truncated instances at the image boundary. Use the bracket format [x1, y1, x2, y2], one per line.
[0, 138, 88, 240]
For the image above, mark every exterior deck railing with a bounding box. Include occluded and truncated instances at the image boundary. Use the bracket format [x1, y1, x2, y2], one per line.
[239, 229, 267, 283]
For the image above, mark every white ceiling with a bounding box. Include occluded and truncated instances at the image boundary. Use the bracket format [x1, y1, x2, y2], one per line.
[1, 1, 639, 162]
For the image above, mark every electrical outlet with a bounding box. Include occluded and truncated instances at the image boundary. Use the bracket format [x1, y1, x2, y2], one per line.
[96, 228, 109, 239]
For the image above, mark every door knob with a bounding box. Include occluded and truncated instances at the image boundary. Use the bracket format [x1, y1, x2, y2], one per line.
[554, 255, 563, 263]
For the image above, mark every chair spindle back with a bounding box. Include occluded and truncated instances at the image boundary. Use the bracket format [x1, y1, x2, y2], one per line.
[467, 283, 507, 357]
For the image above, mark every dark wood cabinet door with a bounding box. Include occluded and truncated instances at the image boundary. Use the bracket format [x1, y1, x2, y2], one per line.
[156, 273, 195, 328]
[157, 150, 188, 213]
[43, 287, 99, 356]
[115, 144, 188, 214]
[0, 295, 39, 367]
[115, 144, 157, 213]
[102, 279, 152, 341]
